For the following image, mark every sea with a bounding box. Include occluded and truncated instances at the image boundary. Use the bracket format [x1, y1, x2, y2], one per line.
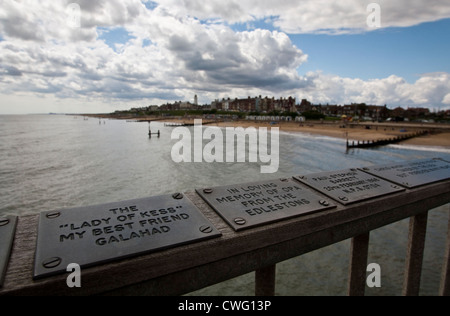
[1, 114, 449, 296]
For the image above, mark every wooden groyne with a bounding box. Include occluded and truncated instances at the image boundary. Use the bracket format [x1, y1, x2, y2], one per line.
[347, 130, 431, 149]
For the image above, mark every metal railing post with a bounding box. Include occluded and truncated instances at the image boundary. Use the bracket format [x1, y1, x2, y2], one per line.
[440, 209, 450, 296]
[348, 232, 370, 296]
[403, 212, 429, 296]
[255, 265, 276, 296]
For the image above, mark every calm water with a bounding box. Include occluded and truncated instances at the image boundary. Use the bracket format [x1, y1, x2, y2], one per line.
[1, 115, 449, 295]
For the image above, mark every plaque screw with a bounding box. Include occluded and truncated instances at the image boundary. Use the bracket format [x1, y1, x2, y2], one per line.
[199, 226, 213, 234]
[339, 197, 349, 202]
[46, 212, 61, 219]
[319, 200, 330, 207]
[42, 257, 62, 269]
[234, 218, 247, 226]
[280, 178, 288, 182]
[203, 188, 213, 194]
[172, 193, 184, 200]
[0, 218, 10, 227]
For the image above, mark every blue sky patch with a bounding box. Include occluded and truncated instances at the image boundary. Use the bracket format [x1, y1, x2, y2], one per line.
[143, 1, 158, 10]
[142, 39, 152, 48]
[98, 27, 136, 51]
[230, 16, 279, 33]
[292, 18, 450, 83]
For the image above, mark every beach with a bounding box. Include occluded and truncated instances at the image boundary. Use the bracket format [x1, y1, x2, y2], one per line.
[89, 113, 450, 147]
[139, 116, 450, 148]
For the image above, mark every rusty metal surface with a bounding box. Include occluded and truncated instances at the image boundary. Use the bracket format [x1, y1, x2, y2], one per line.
[34, 194, 221, 279]
[0, 216, 17, 287]
[294, 169, 405, 205]
[360, 158, 450, 189]
[197, 178, 336, 231]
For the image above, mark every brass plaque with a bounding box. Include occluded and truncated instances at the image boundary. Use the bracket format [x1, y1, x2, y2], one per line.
[34, 194, 221, 279]
[197, 179, 336, 231]
[360, 158, 450, 189]
[294, 169, 405, 205]
[0, 216, 17, 287]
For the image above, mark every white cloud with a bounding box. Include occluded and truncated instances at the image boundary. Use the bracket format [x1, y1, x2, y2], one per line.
[301, 72, 450, 110]
[0, 1, 310, 112]
[154, 0, 450, 34]
[0, 0, 148, 43]
[0, 0, 449, 114]
[443, 94, 450, 105]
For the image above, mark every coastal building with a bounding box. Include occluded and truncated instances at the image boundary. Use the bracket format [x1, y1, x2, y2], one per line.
[212, 96, 296, 113]
[295, 100, 389, 120]
[405, 107, 430, 118]
[391, 107, 406, 119]
[148, 105, 159, 111]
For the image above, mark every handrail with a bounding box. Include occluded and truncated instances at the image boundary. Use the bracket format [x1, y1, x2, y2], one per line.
[0, 178, 449, 296]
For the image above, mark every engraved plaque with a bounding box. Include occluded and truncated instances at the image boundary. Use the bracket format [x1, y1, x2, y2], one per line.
[197, 179, 336, 231]
[294, 169, 405, 205]
[360, 158, 450, 189]
[34, 194, 221, 279]
[0, 216, 17, 287]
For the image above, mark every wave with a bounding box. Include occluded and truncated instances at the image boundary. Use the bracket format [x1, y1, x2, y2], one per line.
[388, 144, 450, 154]
[278, 130, 346, 144]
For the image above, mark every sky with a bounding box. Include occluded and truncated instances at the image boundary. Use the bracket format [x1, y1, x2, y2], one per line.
[0, 0, 450, 114]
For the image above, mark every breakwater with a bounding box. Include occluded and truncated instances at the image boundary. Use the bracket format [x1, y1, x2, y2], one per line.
[346, 130, 431, 149]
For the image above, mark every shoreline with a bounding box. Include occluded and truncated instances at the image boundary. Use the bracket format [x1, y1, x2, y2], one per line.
[170, 119, 450, 148]
[86, 114, 450, 148]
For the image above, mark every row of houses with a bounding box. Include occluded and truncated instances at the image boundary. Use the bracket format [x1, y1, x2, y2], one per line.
[122, 96, 448, 120]
[298, 100, 390, 119]
[245, 115, 305, 122]
[297, 100, 449, 120]
[211, 96, 297, 113]
[141, 96, 297, 113]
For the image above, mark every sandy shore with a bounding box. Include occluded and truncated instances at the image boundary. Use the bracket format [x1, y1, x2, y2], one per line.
[90, 114, 450, 148]
[162, 118, 450, 148]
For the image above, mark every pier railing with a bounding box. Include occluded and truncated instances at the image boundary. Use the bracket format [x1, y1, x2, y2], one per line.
[0, 176, 449, 296]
